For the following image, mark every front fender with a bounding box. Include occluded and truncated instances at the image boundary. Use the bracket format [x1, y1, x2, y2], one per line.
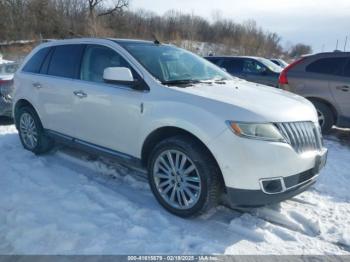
[138, 100, 228, 158]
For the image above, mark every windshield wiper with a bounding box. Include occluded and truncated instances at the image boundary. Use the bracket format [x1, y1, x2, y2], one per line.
[161, 79, 201, 86]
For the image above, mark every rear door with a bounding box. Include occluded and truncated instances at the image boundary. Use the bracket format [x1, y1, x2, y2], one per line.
[37, 44, 85, 137]
[329, 58, 350, 118]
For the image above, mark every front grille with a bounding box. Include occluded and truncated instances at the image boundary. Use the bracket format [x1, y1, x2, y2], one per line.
[275, 121, 323, 154]
[284, 169, 316, 188]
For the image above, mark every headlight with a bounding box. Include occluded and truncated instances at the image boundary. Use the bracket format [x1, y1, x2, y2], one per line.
[227, 121, 285, 142]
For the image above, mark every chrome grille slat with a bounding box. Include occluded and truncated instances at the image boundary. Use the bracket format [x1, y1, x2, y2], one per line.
[302, 122, 311, 150]
[287, 123, 300, 152]
[275, 121, 322, 154]
[277, 123, 291, 144]
[305, 122, 315, 150]
[293, 123, 303, 151]
[298, 122, 308, 149]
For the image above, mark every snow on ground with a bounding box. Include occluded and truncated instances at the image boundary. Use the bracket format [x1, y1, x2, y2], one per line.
[0, 121, 349, 255]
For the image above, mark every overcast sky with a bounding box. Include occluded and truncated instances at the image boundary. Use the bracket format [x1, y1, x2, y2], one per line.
[131, 0, 350, 52]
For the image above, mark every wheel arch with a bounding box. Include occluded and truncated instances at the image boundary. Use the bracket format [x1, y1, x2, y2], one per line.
[141, 126, 226, 190]
[14, 99, 37, 129]
[306, 96, 338, 123]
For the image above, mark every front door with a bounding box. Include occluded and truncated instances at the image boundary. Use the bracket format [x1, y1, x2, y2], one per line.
[72, 44, 145, 157]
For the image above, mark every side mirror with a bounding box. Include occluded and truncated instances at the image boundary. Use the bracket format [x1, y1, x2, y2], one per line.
[103, 67, 134, 83]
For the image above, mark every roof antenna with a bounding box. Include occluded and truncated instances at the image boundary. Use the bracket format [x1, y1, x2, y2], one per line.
[152, 33, 161, 45]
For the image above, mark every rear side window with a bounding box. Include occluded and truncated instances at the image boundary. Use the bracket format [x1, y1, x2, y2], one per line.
[48, 44, 85, 78]
[22, 47, 51, 73]
[221, 59, 243, 74]
[306, 57, 347, 76]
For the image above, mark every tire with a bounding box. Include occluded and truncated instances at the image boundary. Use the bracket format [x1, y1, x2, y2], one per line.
[312, 101, 335, 134]
[16, 106, 54, 154]
[148, 135, 222, 217]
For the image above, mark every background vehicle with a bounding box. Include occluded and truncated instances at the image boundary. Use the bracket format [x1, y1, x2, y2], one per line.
[270, 58, 289, 68]
[279, 52, 350, 133]
[205, 56, 282, 87]
[0, 59, 18, 117]
[13, 39, 326, 217]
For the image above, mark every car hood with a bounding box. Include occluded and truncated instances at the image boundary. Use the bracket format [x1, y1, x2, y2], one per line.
[173, 79, 318, 123]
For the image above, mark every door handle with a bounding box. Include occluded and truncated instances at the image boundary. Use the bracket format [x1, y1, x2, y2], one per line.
[336, 85, 349, 92]
[73, 90, 87, 98]
[32, 82, 42, 89]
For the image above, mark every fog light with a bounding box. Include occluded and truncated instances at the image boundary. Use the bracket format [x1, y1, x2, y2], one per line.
[260, 177, 285, 194]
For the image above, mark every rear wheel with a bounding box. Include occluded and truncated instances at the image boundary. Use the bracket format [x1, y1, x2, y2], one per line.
[148, 136, 222, 217]
[312, 101, 335, 134]
[16, 106, 54, 154]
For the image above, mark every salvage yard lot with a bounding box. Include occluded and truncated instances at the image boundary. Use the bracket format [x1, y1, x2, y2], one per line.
[0, 121, 349, 255]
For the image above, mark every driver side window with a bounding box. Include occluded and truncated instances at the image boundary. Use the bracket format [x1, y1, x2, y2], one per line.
[243, 59, 266, 74]
[80, 45, 132, 83]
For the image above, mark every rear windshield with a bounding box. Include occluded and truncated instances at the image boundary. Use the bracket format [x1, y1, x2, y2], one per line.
[257, 57, 282, 73]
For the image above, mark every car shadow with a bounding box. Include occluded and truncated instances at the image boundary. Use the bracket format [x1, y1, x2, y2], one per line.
[0, 116, 14, 126]
[325, 127, 350, 148]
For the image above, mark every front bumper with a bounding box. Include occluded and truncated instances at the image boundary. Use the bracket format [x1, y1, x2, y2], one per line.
[209, 127, 327, 207]
[209, 128, 326, 190]
[224, 152, 327, 207]
[225, 176, 316, 208]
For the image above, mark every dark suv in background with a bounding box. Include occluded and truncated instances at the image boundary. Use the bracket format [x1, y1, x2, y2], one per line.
[205, 56, 282, 87]
[279, 52, 350, 133]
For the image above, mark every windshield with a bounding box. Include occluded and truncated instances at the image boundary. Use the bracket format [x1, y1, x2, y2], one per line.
[118, 42, 233, 83]
[257, 57, 282, 73]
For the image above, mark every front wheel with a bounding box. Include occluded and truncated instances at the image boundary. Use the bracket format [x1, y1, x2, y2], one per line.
[148, 136, 222, 217]
[16, 106, 54, 154]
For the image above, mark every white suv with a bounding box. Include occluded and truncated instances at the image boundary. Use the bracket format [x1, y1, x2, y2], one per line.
[13, 38, 327, 217]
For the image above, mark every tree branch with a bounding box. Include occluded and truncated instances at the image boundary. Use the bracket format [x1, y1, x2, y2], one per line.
[97, 0, 128, 16]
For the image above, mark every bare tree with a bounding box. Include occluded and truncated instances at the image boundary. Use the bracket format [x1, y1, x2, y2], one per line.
[87, 0, 128, 17]
[289, 43, 312, 58]
[86, 0, 128, 36]
[0, 1, 310, 60]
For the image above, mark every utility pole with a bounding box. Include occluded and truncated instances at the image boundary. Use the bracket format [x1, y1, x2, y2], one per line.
[336, 39, 339, 50]
[345, 36, 348, 51]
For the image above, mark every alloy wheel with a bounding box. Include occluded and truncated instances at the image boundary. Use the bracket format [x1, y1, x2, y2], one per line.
[317, 109, 325, 128]
[19, 112, 38, 150]
[153, 149, 201, 209]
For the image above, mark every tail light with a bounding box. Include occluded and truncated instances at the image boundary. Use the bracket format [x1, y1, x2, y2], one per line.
[0, 79, 9, 84]
[279, 58, 305, 85]
[0, 79, 12, 86]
